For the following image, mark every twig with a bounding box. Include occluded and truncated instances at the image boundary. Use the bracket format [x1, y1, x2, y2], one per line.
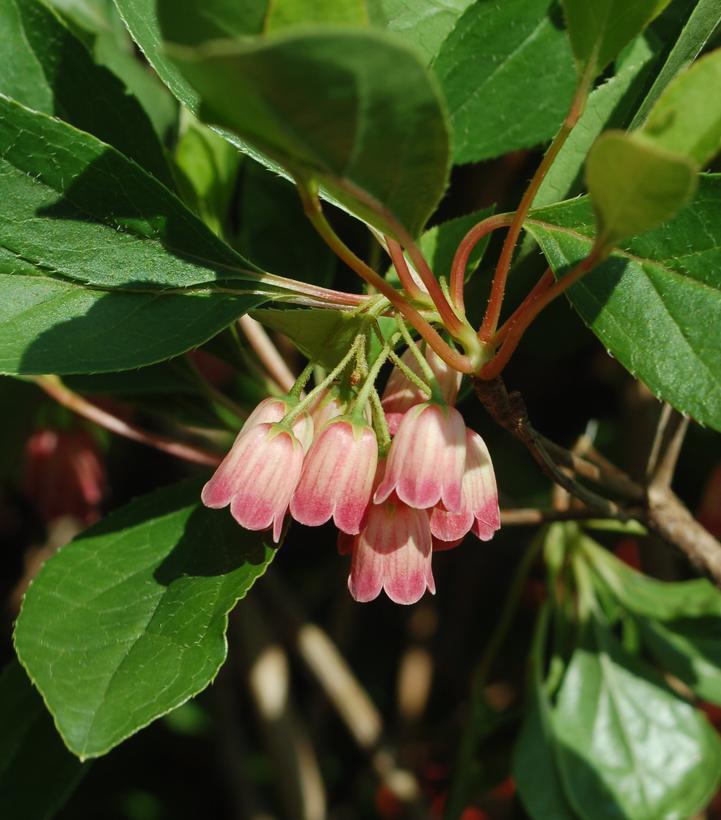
[239, 314, 297, 393]
[501, 508, 620, 525]
[261, 571, 425, 815]
[34, 376, 222, 467]
[646, 403, 689, 489]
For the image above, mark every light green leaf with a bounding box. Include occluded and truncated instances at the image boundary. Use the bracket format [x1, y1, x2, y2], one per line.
[162, 24, 451, 237]
[368, 0, 474, 64]
[640, 617, 721, 706]
[585, 130, 697, 249]
[640, 48, 721, 167]
[526, 176, 721, 430]
[0, 96, 270, 374]
[266, 0, 367, 31]
[433, 0, 576, 165]
[631, 0, 721, 128]
[553, 619, 721, 820]
[536, 36, 657, 207]
[0, 0, 172, 186]
[581, 534, 721, 620]
[252, 308, 395, 370]
[14, 480, 275, 759]
[562, 0, 672, 77]
[0, 660, 88, 819]
[173, 112, 242, 236]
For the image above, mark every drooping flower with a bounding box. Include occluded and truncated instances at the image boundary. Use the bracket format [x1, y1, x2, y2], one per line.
[374, 402, 466, 512]
[242, 396, 314, 452]
[347, 497, 435, 605]
[291, 417, 378, 534]
[202, 422, 304, 542]
[381, 346, 461, 434]
[309, 388, 347, 433]
[430, 428, 500, 543]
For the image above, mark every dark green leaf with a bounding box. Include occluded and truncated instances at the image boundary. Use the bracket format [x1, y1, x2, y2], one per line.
[0, 96, 271, 374]
[525, 176, 721, 430]
[433, 0, 576, 165]
[561, 0, 672, 77]
[419, 207, 495, 282]
[553, 618, 721, 820]
[162, 23, 450, 237]
[585, 130, 697, 248]
[536, 36, 657, 207]
[368, 0, 474, 64]
[631, 0, 721, 128]
[639, 48, 721, 167]
[0, 660, 88, 819]
[640, 617, 721, 706]
[0, 0, 173, 186]
[252, 308, 395, 370]
[234, 159, 336, 287]
[513, 606, 576, 820]
[14, 480, 275, 759]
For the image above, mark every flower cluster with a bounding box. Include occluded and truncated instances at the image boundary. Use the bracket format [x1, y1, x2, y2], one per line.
[202, 346, 499, 604]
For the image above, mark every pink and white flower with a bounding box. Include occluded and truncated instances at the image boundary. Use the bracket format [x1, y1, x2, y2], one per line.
[291, 418, 378, 534]
[374, 402, 466, 513]
[381, 346, 461, 434]
[430, 428, 500, 542]
[347, 498, 435, 605]
[241, 396, 314, 452]
[202, 422, 305, 542]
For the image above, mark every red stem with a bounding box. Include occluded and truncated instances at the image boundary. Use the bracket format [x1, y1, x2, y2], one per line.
[450, 213, 515, 312]
[494, 267, 554, 343]
[386, 236, 423, 300]
[480, 250, 602, 380]
[478, 73, 593, 342]
[36, 376, 222, 467]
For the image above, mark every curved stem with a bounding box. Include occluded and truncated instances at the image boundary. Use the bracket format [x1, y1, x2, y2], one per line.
[35, 376, 222, 467]
[257, 271, 367, 307]
[239, 315, 297, 393]
[298, 186, 475, 374]
[450, 213, 515, 312]
[478, 68, 594, 342]
[386, 236, 423, 300]
[480, 249, 603, 380]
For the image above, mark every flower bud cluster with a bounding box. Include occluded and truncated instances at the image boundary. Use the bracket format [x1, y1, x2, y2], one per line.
[202, 345, 500, 605]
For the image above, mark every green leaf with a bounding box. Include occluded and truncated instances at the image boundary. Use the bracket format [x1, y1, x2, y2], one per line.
[535, 36, 658, 207]
[161, 23, 451, 237]
[639, 617, 721, 706]
[513, 607, 576, 820]
[0, 660, 88, 819]
[639, 48, 721, 167]
[585, 130, 697, 248]
[0, 0, 173, 187]
[252, 308, 395, 370]
[14, 480, 275, 759]
[235, 159, 337, 287]
[525, 176, 721, 430]
[0, 96, 270, 374]
[553, 618, 721, 820]
[368, 0, 474, 64]
[630, 0, 721, 128]
[433, 0, 576, 165]
[562, 0, 672, 77]
[581, 534, 721, 620]
[266, 0, 367, 31]
[173, 113, 242, 236]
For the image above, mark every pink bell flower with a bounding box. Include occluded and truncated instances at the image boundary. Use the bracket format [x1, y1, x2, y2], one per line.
[309, 388, 347, 433]
[430, 428, 500, 542]
[201, 422, 304, 542]
[291, 418, 378, 534]
[381, 347, 461, 434]
[374, 402, 466, 512]
[347, 497, 435, 605]
[242, 396, 314, 452]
